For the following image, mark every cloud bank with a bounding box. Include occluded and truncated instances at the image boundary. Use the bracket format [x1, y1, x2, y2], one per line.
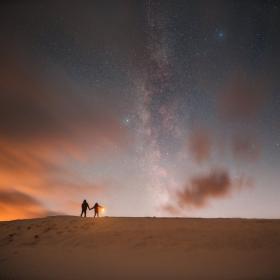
[0, 190, 54, 221]
[0, 49, 128, 220]
[164, 169, 252, 213]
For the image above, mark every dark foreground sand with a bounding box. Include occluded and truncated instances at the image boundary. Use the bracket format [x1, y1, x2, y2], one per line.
[0, 216, 280, 280]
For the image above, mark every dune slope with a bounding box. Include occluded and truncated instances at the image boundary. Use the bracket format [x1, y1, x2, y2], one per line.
[0, 216, 280, 279]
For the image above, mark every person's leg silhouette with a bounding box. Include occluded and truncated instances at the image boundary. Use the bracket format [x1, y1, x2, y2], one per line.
[81, 209, 86, 217]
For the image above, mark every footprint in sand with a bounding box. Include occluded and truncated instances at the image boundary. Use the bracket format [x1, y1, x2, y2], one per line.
[43, 227, 52, 233]
[7, 233, 15, 243]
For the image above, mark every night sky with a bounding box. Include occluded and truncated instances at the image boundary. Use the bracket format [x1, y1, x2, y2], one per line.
[0, 1, 279, 220]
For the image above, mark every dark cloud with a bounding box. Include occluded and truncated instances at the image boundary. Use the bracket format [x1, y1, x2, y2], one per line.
[0, 189, 50, 220]
[0, 190, 42, 206]
[164, 169, 252, 213]
[178, 169, 231, 208]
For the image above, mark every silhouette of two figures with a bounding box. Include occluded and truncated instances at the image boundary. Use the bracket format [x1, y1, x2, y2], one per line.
[80, 200, 103, 218]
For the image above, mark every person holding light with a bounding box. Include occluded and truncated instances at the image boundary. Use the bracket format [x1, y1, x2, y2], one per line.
[91, 202, 104, 218]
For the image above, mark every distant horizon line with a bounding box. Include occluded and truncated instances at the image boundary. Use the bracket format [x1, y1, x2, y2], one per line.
[1, 215, 280, 222]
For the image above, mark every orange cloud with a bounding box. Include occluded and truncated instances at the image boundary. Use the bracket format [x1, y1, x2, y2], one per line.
[0, 137, 105, 220]
[163, 168, 252, 213]
[0, 49, 129, 220]
[178, 169, 231, 208]
[0, 190, 54, 221]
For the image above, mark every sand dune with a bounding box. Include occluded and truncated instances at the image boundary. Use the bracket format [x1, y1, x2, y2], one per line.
[0, 216, 280, 279]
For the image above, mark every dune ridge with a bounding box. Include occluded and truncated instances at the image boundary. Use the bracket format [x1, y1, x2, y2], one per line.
[0, 216, 280, 279]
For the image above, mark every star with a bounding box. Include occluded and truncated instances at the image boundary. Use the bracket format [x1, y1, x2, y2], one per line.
[218, 31, 224, 38]
[122, 118, 130, 126]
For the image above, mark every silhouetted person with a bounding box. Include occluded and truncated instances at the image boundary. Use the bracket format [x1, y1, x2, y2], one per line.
[80, 199, 90, 217]
[91, 202, 103, 218]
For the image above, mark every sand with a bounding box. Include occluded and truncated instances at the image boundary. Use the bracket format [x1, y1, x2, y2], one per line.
[0, 216, 280, 280]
